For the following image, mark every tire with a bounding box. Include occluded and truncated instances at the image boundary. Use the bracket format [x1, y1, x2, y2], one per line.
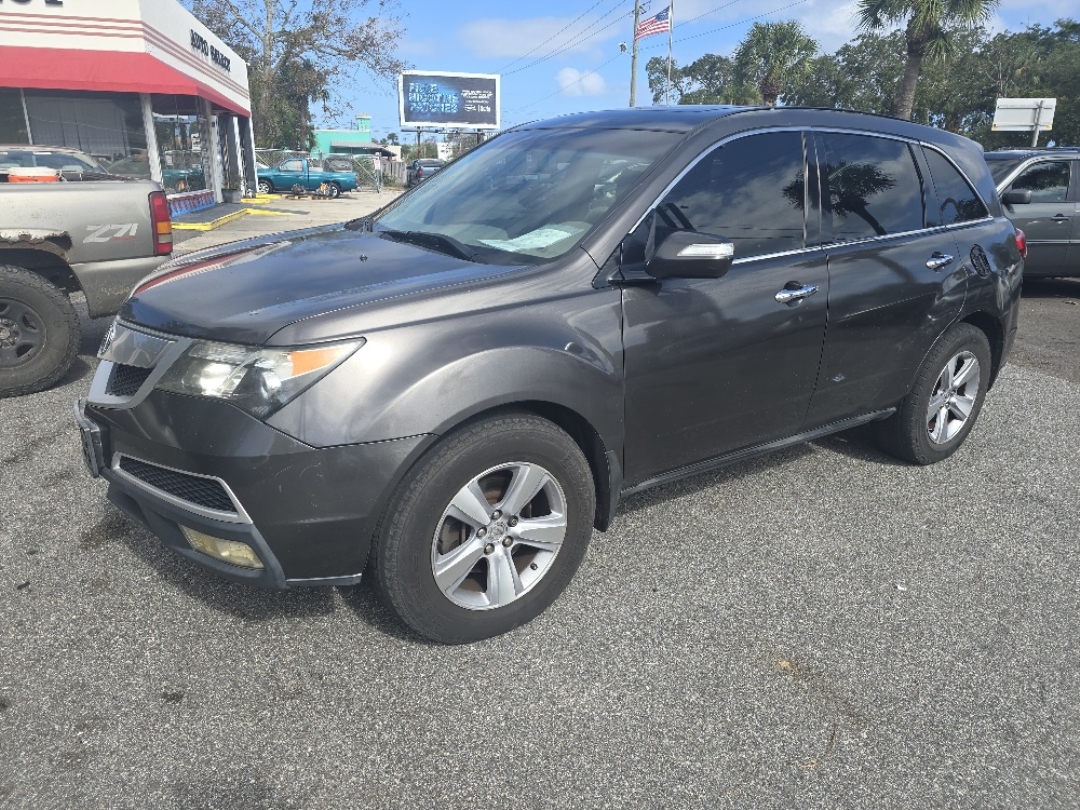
[874, 323, 992, 465]
[327, 182, 341, 199]
[0, 265, 81, 397]
[257, 179, 273, 194]
[372, 413, 596, 644]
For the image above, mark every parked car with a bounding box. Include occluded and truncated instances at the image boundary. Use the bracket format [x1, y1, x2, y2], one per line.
[77, 107, 1023, 643]
[106, 155, 206, 195]
[0, 145, 107, 180]
[1, 177, 172, 396]
[985, 147, 1078, 277]
[407, 158, 444, 187]
[256, 158, 357, 197]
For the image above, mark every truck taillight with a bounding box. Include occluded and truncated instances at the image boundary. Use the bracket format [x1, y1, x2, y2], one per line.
[149, 191, 173, 256]
[1014, 228, 1027, 259]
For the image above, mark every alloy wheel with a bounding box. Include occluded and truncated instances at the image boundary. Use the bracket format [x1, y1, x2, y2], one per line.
[431, 461, 567, 610]
[926, 350, 981, 444]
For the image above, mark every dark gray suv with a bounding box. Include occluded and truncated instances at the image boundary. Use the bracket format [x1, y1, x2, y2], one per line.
[76, 107, 1024, 643]
[986, 147, 1079, 276]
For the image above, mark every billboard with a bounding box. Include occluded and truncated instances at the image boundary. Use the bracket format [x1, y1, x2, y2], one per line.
[399, 71, 500, 129]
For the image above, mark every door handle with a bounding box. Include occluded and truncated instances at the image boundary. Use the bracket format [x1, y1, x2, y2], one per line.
[1051, 214, 1070, 223]
[926, 252, 954, 271]
[774, 283, 819, 304]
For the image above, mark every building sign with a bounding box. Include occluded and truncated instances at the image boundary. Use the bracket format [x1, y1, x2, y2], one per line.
[399, 71, 500, 129]
[190, 29, 231, 73]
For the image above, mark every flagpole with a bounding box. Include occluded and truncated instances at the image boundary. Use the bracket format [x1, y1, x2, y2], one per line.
[630, 1, 641, 107]
[665, 1, 674, 105]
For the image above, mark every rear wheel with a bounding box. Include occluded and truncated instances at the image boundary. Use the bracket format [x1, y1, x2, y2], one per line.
[0, 266, 80, 397]
[874, 323, 992, 465]
[372, 413, 595, 644]
[327, 182, 341, 199]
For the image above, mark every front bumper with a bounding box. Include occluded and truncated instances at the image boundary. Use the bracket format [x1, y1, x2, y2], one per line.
[77, 392, 431, 588]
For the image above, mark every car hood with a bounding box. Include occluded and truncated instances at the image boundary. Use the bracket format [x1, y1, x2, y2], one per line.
[121, 225, 529, 345]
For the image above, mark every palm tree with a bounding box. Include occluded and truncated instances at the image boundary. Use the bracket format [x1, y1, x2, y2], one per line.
[857, 0, 1000, 121]
[733, 21, 819, 106]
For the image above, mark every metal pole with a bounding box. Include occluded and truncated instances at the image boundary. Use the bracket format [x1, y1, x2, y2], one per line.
[1031, 100, 1043, 148]
[666, 2, 674, 106]
[630, 1, 641, 107]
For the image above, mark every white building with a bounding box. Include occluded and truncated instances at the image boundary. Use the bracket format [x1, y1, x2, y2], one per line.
[0, 0, 257, 215]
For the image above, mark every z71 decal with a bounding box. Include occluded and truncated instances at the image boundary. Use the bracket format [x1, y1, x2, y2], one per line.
[85, 224, 139, 243]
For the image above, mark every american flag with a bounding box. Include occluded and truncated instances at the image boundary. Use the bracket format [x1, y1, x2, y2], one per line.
[635, 6, 671, 41]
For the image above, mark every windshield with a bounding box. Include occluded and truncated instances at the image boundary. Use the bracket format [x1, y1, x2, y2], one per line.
[986, 158, 1023, 187]
[376, 128, 679, 264]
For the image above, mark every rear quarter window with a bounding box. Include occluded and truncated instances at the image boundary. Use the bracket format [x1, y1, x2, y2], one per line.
[923, 147, 989, 225]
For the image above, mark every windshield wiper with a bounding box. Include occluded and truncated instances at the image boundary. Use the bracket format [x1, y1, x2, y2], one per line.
[379, 229, 478, 262]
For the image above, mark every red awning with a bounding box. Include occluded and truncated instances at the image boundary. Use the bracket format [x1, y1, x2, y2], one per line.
[0, 47, 249, 117]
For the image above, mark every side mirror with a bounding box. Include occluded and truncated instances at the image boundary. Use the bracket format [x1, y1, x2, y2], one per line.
[1002, 189, 1032, 205]
[646, 231, 734, 280]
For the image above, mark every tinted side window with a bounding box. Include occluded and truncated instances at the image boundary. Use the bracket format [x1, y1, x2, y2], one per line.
[923, 147, 988, 225]
[1009, 161, 1071, 203]
[656, 131, 806, 260]
[817, 132, 924, 242]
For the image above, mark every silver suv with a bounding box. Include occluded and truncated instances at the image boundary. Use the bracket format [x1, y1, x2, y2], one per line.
[986, 148, 1079, 277]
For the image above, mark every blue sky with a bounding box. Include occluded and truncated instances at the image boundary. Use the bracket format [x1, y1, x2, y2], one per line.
[331, 0, 1080, 140]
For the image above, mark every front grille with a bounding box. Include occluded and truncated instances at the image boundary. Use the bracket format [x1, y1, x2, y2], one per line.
[118, 456, 236, 513]
[106, 364, 153, 397]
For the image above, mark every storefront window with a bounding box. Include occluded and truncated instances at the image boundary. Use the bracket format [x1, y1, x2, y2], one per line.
[151, 95, 211, 194]
[0, 89, 29, 144]
[22, 90, 147, 176]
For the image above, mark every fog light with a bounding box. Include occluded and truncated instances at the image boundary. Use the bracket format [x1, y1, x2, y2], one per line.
[181, 526, 264, 569]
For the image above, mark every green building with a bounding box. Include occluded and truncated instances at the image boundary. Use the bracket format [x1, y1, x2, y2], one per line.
[313, 114, 373, 157]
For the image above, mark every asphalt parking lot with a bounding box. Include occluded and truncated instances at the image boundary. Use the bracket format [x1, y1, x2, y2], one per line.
[1, 251, 1078, 806]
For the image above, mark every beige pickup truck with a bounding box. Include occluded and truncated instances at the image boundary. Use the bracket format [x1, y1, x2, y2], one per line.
[0, 167, 173, 396]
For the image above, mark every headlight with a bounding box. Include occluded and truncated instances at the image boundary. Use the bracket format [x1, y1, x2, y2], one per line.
[156, 338, 364, 418]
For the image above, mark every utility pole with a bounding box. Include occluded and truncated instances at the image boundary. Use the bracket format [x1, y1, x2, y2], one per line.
[629, 1, 641, 107]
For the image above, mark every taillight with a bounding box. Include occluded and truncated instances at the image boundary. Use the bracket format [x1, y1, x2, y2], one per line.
[417, 167, 424, 178]
[1015, 228, 1027, 259]
[149, 191, 173, 256]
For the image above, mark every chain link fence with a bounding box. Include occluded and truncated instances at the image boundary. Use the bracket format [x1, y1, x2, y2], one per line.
[254, 149, 406, 193]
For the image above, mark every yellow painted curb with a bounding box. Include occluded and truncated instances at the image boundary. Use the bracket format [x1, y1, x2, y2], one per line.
[244, 208, 295, 217]
[242, 195, 277, 205]
[172, 207, 250, 232]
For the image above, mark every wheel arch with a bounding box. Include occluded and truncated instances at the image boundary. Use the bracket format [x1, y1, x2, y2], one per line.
[960, 311, 1005, 389]
[0, 248, 80, 296]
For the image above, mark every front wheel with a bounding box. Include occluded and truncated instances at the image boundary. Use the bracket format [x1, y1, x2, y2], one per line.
[256, 179, 273, 194]
[874, 323, 992, 465]
[372, 413, 595, 644]
[0, 266, 80, 397]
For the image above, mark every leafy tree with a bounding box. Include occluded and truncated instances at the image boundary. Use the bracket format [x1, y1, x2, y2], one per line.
[733, 21, 818, 106]
[856, 0, 999, 121]
[647, 55, 759, 105]
[186, 0, 406, 149]
[784, 31, 906, 113]
[385, 132, 399, 146]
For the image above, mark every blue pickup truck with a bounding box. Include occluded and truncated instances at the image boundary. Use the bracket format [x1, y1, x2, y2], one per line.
[256, 158, 357, 197]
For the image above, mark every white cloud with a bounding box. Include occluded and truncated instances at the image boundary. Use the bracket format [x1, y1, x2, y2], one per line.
[555, 67, 609, 97]
[459, 16, 619, 60]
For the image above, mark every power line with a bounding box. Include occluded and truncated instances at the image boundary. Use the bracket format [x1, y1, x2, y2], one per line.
[497, 0, 613, 73]
[503, 1, 634, 77]
[504, 0, 809, 117]
[637, 0, 810, 51]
